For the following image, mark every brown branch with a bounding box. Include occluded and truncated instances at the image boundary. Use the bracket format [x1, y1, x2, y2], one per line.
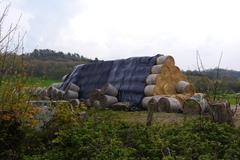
[213, 52, 223, 101]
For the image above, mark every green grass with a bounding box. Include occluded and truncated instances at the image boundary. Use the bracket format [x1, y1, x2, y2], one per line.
[93, 109, 199, 126]
[209, 93, 239, 105]
[0, 75, 60, 88]
[23, 77, 59, 87]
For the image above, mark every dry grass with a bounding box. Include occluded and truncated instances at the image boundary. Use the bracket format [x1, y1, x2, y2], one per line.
[111, 111, 199, 126]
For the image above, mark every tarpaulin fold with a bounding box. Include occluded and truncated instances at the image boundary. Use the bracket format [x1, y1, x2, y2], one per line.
[60, 55, 159, 109]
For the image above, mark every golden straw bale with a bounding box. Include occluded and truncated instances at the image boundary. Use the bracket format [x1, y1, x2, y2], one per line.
[157, 55, 175, 66]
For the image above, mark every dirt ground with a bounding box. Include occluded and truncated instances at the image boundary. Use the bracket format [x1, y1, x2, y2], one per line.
[113, 107, 240, 127]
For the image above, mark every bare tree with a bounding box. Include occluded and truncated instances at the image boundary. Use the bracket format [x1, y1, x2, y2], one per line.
[0, 2, 25, 86]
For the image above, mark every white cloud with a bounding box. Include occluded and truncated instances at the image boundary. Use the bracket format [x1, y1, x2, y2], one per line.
[5, 0, 240, 70]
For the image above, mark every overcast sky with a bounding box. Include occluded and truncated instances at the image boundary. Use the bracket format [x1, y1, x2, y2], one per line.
[2, 0, 240, 71]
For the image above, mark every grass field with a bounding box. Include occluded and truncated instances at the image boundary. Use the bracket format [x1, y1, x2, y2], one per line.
[1, 76, 59, 87]
[23, 77, 60, 87]
[209, 93, 239, 105]
[94, 109, 240, 128]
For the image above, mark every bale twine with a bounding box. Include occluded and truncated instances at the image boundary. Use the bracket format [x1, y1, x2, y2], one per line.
[65, 83, 80, 92]
[146, 74, 158, 85]
[158, 97, 183, 113]
[64, 90, 79, 100]
[151, 64, 169, 74]
[101, 83, 118, 97]
[144, 85, 156, 96]
[156, 55, 175, 66]
[183, 93, 209, 114]
[176, 81, 194, 95]
[142, 96, 162, 109]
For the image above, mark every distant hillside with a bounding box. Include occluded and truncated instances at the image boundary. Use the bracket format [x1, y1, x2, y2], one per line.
[26, 49, 97, 63]
[185, 68, 240, 93]
[23, 49, 100, 80]
[185, 68, 240, 80]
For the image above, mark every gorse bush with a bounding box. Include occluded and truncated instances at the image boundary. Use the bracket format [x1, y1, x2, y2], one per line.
[0, 75, 40, 160]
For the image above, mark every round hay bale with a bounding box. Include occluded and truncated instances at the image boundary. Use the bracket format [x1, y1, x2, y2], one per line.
[174, 94, 192, 104]
[65, 83, 80, 92]
[85, 99, 91, 107]
[142, 96, 163, 109]
[40, 89, 47, 97]
[70, 99, 80, 107]
[153, 86, 165, 95]
[157, 55, 175, 66]
[89, 89, 103, 104]
[142, 97, 152, 109]
[93, 100, 101, 108]
[170, 66, 180, 74]
[47, 86, 54, 97]
[110, 102, 130, 111]
[158, 97, 182, 113]
[101, 83, 118, 96]
[173, 73, 188, 82]
[148, 98, 159, 112]
[50, 82, 62, 89]
[183, 93, 209, 114]
[151, 64, 169, 74]
[183, 99, 202, 114]
[176, 81, 194, 95]
[144, 85, 156, 96]
[99, 95, 118, 108]
[163, 83, 176, 95]
[146, 74, 158, 85]
[64, 90, 79, 100]
[210, 102, 233, 123]
[56, 90, 65, 100]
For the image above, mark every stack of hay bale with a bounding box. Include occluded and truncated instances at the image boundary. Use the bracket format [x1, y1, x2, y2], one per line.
[46, 82, 80, 106]
[142, 55, 208, 114]
[89, 83, 118, 108]
[31, 87, 49, 100]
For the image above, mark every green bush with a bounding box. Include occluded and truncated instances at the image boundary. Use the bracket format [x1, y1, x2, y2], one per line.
[2, 104, 240, 160]
[22, 111, 240, 160]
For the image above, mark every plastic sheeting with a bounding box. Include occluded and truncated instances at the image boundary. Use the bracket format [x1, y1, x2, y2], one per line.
[60, 55, 159, 110]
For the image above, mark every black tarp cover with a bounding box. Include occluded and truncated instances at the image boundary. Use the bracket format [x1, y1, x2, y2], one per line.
[60, 55, 159, 109]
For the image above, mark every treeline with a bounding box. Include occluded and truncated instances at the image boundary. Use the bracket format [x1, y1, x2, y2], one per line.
[22, 49, 100, 80]
[185, 69, 240, 93]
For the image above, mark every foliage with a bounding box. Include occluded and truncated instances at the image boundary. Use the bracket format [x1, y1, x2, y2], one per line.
[22, 49, 99, 80]
[186, 70, 240, 93]
[0, 74, 40, 159]
[21, 110, 240, 160]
